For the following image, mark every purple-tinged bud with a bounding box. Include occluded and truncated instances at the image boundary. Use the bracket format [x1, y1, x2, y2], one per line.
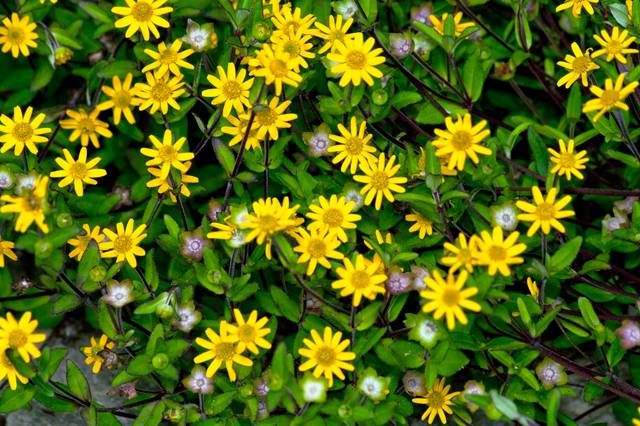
[386, 271, 411, 295]
[616, 320, 640, 349]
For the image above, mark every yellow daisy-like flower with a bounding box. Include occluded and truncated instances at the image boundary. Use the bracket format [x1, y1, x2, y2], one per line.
[354, 153, 408, 210]
[420, 270, 481, 330]
[136, 71, 186, 115]
[363, 230, 393, 251]
[441, 233, 476, 273]
[67, 224, 107, 261]
[548, 139, 589, 181]
[429, 12, 476, 37]
[327, 32, 385, 87]
[0, 175, 49, 233]
[271, 5, 316, 38]
[405, 212, 433, 239]
[432, 113, 491, 172]
[555, 0, 599, 17]
[194, 326, 253, 381]
[0, 349, 28, 390]
[249, 43, 302, 96]
[96, 73, 142, 125]
[0, 311, 46, 363]
[242, 97, 297, 142]
[146, 161, 199, 202]
[224, 309, 272, 355]
[140, 129, 194, 179]
[0, 238, 17, 268]
[527, 277, 540, 299]
[50, 147, 107, 196]
[632, 406, 640, 426]
[298, 327, 356, 387]
[271, 28, 315, 72]
[328, 116, 377, 174]
[516, 186, 575, 237]
[142, 40, 194, 76]
[306, 195, 361, 243]
[101, 219, 147, 268]
[315, 15, 353, 54]
[332, 254, 387, 307]
[82, 334, 116, 374]
[112, 0, 172, 41]
[202, 63, 254, 118]
[583, 74, 639, 122]
[0, 13, 38, 58]
[60, 108, 113, 149]
[0, 106, 50, 156]
[472, 226, 527, 277]
[412, 377, 461, 424]
[221, 115, 262, 150]
[593, 27, 638, 64]
[240, 197, 300, 245]
[293, 227, 344, 276]
[628, 0, 634, 21]
[556, 42, 599, 88]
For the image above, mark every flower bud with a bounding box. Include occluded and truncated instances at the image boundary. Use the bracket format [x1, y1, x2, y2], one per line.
[358, 369, 390, 401]
[164, 407, 185, 423]
[207, 199, 223, 221]
[103, 279, 134, 308]
[0, 166, 14, 190]
[90, 265, 107, 282]
[333, 0, 358, 19]
[371, 89, 388, 106]
[386, 271, 411, 295]
[152, 353, 169, 370]
[390, 33, 414, 59]
[54, 46, 73, 65]
[535, 358, 568, 389]
[615, 320, 640, 349]
[461, 380, 485, 412]
[182, 366, 214, 394]
[252, 21, 272, 42]
[114, 382, 138, 400]
[493, 61, 515, 81]
[403, 371, 427, 396]
[411, 3, 433, 24]
[99, 348, 118, 369]
[35, 240, 52, 258]
[254, 378, 270, 397]
[409, 265, 430, 291]
[408, 314, 441, 349]
[56, 213, 73, 228]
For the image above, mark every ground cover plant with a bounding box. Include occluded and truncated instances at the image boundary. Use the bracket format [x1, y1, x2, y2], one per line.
[1, 0, 640, 424]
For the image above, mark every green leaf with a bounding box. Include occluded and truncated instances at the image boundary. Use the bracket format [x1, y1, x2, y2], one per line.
[132, 401, 165, 426]
[66, 360, 91, 401]
[0, 386, 36, 413]
[516, 298, 531, 326]
[577, 297, 601, 330]
[462, 52, 485, 102]
[566, 83, 582, 123]
[164, 214, 180, 239]
[52, 294, 82, 315]
[270, 285, 300, 322]
[271, 343, 291, 390]
[127, 354, 154, 376]
[97, 60, 139, 78]
[146, 324, 164, 356]
[31, 62, 55, 92]
[205, 391, 237, 416]
[358, 0, 378, 24]
[548, 237, 582, 275]
[390, 92, 422, 109]
[546, 388, 561, 426]
[77, 244, 100, 286]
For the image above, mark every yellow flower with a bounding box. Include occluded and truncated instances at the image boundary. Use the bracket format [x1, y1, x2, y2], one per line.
[0, 13, 38, 58]
[628, 0, 634, 21]
[240, 197, 300, 245]
[0, 106, 50, 156]
[354, 153, 408, 210]
[271, 5, 316, 38]
[412, 377, 461, 424]
[429, 12, 476, 36]
[555, 0, 599, 17]
[82, 334, 115, 374]
[633, 406, 640, 426]
[332, 254, 387, 306]
[146, 160, 198, 202]
[202, 63, 254, 117]
[249, 43, 302, 96]
[60, 108, 113, 149]
[472, 226, 527, 276]
[328, 116, 377, 174]
[293, 227, 344, 276]
[405, 212, 433, 239]
[207, 217, 238, 241]
[315, 14, 353, 54]
[242, 97, 297, 142]
[527, 277, 540, 299]
[271, 28, 315, 72]
[556, 42, 599, 88]
[306, 195, 361, 243]
[142, 40, 194, 76]
[420, 270, 481, 330]
[194, 326, 253, 381]
[327, 32, 385, 87]
[0, 350, 28, 390]
[0, 238, 17, 267]
[593, 27, 638, 64]
[298, 327, 355, 387]
[221, 115, 262, 150]
[0, 311, 46, 363]
[583, 74, 639, 122]
[224, 309, 272, 355]
[516, 186, 575, 236]
[0, 175, 49, 233]
[140, 129, 194, 178]
[441, 233, 476, 273]
[67, 224, 107, 260]
[101, 219, 147, 268]
[432, 113, 491, 171]
[364, 230, 393, 251]
[112, 0, 172, 41]
[548, 139, 589, 181]
[50, 147, 107, 196]
[96, 73, 142, 125]
[136, 71, 186, 115]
